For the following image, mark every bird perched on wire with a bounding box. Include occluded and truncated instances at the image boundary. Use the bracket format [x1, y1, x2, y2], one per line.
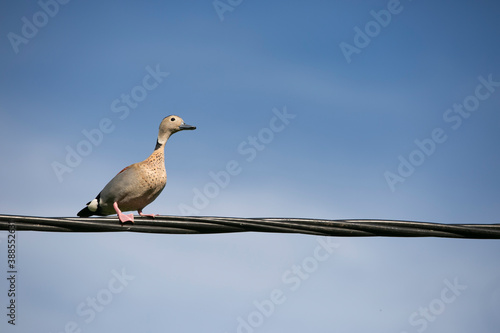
[77, 115, 196, 223]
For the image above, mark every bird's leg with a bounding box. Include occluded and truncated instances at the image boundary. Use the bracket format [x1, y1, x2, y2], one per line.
[138, 210, 158, 218]
[113, 202, 134, 224]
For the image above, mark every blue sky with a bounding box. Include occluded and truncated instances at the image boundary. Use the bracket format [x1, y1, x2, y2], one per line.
[1, 0, 500, 332]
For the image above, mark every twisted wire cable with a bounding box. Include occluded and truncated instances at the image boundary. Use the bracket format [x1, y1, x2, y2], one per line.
[0, 214, 499, 239]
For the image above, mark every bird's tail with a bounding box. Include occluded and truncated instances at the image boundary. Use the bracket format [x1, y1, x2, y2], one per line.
[77, 195, 101, 217]
[77, 206, 94, 217]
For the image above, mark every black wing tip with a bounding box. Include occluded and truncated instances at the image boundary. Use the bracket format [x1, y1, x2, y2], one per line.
[77, 207, 94, 217]
[78, 193, 101, 217]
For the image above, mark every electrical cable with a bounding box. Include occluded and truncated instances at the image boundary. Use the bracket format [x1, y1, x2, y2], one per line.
[0, 214, 499, 239]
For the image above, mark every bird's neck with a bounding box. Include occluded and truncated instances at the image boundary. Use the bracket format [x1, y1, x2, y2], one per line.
[154, 140, 164, 151]
[154, 132, 171, 150]
[146, 144, 165, 167]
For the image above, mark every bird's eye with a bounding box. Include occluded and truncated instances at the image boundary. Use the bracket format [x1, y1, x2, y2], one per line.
[170, 117, 176, 122]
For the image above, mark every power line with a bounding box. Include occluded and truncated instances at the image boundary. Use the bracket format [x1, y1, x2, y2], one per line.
[0, 214, 499, 239]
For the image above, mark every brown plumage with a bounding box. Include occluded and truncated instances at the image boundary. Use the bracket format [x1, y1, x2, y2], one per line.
[77, 115, 196, 223]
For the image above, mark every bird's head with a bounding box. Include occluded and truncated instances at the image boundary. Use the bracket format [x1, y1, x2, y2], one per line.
[156, 115, 196, 148]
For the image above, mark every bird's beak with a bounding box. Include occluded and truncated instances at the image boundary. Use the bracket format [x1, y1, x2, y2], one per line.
[179, 123, 196, 130]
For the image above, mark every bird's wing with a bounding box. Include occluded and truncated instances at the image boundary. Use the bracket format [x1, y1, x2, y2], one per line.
[100, 164, 142, 203]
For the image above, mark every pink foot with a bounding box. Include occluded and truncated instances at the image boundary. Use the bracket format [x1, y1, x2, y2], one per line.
[118, 212, 134, 224]
[138, 210, 158, 218]
[113, 202, 135, 224]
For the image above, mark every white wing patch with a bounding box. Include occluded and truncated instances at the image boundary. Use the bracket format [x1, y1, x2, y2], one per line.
[88, 198, 99, 212]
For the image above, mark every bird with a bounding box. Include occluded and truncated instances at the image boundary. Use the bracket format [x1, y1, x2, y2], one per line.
[77, 115, 196, 223]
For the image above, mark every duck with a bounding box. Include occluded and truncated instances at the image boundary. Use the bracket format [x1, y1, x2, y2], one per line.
[77, 115, 196, 223]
